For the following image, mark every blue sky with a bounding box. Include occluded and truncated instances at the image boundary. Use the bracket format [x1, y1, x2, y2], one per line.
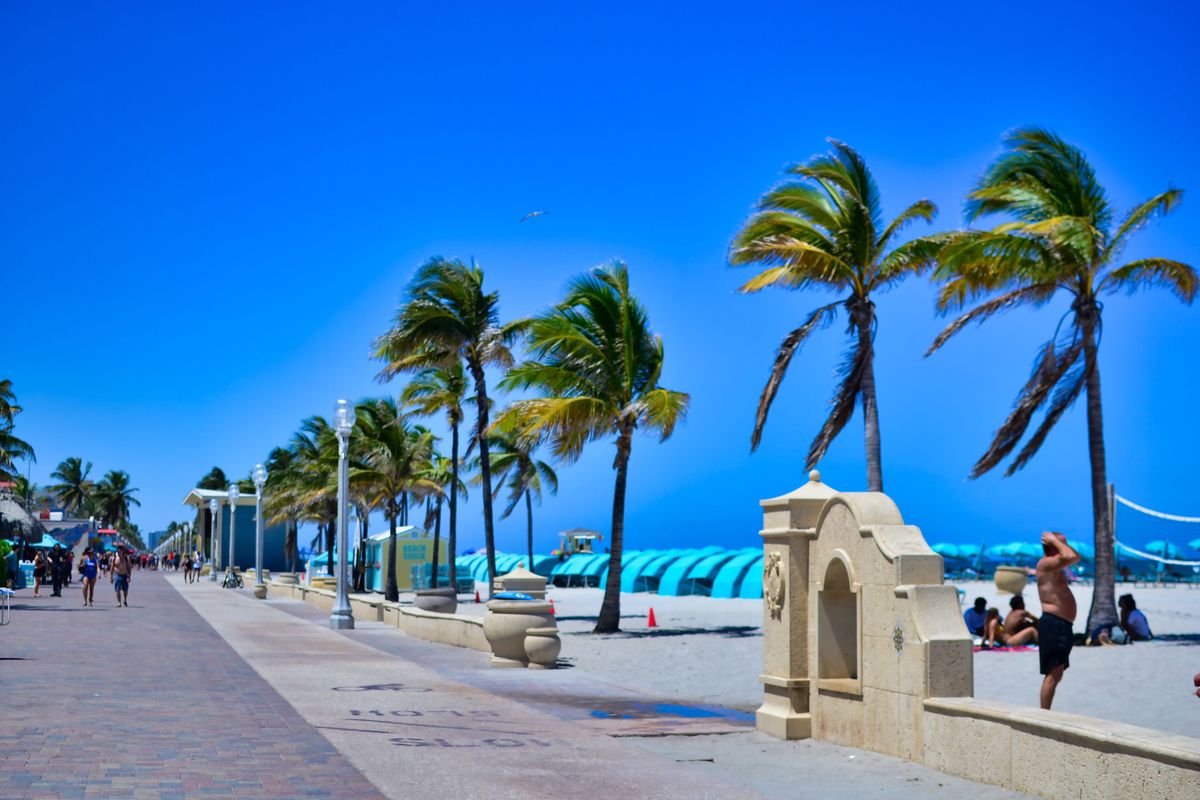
[3, 2, 1198, 554]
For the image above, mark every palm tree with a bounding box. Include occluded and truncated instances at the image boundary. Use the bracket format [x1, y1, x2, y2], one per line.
[927, 127, 1196, 634]
[48, 457, 94, 516]
[486, 431, 558, 569]
[401, 363, 468, 587]
[263, 447, 301, 572]
[352, 398, 439, 601]
[373, 257, 516, 594]
[419, 452, 468, 588]
[197, 467, 229, 490]
[93, 470, 140, 526]
[0, 380, 34, 483]
[13, 475, 37, 509]
[497, 261, 689, 633]
[730, 141, 941, 491]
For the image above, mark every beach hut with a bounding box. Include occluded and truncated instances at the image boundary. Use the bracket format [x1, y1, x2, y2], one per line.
[683, 549, 752, 596]
[710, 550, 762, 598]
[623, 549, 684, 593]
[657, 547, 723, 596]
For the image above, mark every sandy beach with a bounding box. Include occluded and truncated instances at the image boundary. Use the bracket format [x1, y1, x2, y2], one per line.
[455, 580, 1200, 739]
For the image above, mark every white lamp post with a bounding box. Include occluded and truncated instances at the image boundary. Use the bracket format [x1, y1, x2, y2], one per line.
[226, 484, 240, 587]
[253, 463, 268, 598]
[330, 398, 356, 629]
[209, 498, 220, 582]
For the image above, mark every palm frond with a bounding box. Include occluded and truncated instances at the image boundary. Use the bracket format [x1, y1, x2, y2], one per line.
[926, 284, 1058, 356]
[806, 336, 869, 470]
[1104, 189, 1184, 261]
[970, 336, 1084, 478]
[1005, 357, 1088, 475]
[878, 199, 937, 251]
[1100, 258, 1198, 302]
[750, 301, 840, 451]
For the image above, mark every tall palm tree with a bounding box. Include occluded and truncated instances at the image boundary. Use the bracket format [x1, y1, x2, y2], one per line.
[928, 127, 1196, 633]
[352, 398, 439, 601]
[419, 452, 468, 588]
[48, 457, 94, 515]
[373, 257, 516, 594]
[13, 475, 37, 509]
[486, 430, 558, 569]
[289, 416, 339, 574]
[497, 261, 689, 633]
[263, 446, 301, 572]
[401, 363, 468, 586]
[0, 380, 34, 483]
[197, 467, 229, 490]
[730, 141, 941, 491]
[93, 470, 140, 526]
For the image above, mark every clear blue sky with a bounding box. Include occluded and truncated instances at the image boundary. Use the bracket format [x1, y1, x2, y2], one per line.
[4, 2, 1198, 553]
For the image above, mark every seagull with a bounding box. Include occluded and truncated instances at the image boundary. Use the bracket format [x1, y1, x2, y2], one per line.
[520, 211, 548, 222]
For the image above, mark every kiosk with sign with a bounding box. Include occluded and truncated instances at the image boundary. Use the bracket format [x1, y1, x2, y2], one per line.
[364, 526, 448, 593]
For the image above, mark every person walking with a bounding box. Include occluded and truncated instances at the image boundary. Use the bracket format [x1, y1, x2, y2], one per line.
[1036, 531, 1081, 710]
[48, 544, 65, 596]
[111, 545, 132, 606]
[182, 551, 193, 583]
[79, 547, 99, 606]
[32, 551, 46, 597]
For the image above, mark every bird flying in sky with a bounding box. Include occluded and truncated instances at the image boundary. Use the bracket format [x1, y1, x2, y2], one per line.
[520, 210, 548, 222]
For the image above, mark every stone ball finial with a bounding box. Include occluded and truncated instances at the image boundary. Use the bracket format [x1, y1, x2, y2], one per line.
[809, 469, 821, 483]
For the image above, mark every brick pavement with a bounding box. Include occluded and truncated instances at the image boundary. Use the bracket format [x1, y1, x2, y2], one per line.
[0, 570, 385, 800]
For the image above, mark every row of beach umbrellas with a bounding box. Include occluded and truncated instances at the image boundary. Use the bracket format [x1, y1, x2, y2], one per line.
[933, 539, 1200, 564]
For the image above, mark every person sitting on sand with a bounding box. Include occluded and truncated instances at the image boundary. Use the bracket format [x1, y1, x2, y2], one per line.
[1118, 594, 1152, 641]
[963, 597, 987, 637]
[1002, 595, 1039, 645]
[982, 600, 1039, 649]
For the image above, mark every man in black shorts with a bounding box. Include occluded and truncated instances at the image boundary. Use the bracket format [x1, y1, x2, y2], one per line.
[1035, 531, 1080, 709]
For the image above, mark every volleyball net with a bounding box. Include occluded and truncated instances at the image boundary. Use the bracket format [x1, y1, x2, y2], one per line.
[1113, 492, 1200, 573]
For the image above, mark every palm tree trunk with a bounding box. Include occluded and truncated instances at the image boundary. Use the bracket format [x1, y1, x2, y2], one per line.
[385, 509, 399, 602]
[431, 494, 443, 588]
[1080, 311, 1116, 635]
[448, 420, 459, 588]
[470, 362, 498, 596]
[595, 422, 634, 633]
[525, 489, 534, 569]
[324, 520, 335, 576]
[855, 301, 884, 492]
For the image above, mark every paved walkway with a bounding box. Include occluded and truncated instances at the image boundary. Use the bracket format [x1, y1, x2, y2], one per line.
[2, 572, 1034, 799]
[0, 570, 383, 799]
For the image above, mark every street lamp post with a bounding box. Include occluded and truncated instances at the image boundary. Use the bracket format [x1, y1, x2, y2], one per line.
[330, 398, 356, 629]
[209, 498, 220, 581]
[225, 485, 240, 587]
[253, 464, 268, 598]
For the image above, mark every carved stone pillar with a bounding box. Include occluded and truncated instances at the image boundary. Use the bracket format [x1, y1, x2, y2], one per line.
[756, 470, 836, 739]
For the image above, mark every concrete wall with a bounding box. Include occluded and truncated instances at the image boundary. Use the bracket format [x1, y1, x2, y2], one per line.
[923, 698, 1200, 799]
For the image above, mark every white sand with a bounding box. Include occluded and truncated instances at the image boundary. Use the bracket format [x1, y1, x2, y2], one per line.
[475, 581, 1200, 739]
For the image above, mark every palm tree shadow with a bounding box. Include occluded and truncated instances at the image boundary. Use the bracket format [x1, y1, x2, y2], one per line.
[1148, 633, 1200, 646]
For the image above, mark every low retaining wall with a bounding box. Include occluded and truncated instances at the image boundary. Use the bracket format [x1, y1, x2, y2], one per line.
[922, 698, 1200, 799]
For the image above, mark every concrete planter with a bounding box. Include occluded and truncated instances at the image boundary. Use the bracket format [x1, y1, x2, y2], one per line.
[253, 584, 267, 599]
[414, 587, 458, 614]
[524, 626, 560, 669]
[483, 599, 554, 667]
[993, 566, 1028, 595]
[273, 573, 299, 585]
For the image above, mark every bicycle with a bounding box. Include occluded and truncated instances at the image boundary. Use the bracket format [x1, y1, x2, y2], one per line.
[222, 570, 244, 589]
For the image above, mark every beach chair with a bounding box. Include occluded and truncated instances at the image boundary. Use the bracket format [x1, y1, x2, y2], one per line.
[0, 587, 12, 626]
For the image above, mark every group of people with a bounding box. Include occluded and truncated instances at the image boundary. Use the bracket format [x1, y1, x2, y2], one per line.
[182, 551, 204, 582]
[74, 545, 134, 606]
[29, 544, 72, 597]
[963, 532, 1156, 710]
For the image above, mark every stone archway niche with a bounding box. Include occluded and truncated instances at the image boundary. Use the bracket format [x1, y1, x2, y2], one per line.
[816, 553, 859, 689]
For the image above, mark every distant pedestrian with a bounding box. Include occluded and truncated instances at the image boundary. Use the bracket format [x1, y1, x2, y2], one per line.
[1036, 531, 1081, 710]
[32, 551, 46, 597]
[111, 546, 132, 607]
[48, 544, 65, 596]
[79, 547, 99, 606]
[183, 552, 193, 582]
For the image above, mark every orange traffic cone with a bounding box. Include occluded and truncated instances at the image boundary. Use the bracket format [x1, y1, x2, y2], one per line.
[475, 590, 481, 604]
[647, 607, 657, 628]
[549, 599, 556, 616]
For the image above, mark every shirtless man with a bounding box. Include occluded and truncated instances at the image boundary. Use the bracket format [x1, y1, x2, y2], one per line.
[1036, 531, 1080, 709]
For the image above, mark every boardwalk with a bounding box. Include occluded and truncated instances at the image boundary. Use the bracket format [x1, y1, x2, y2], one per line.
[0, 571, 383, 800]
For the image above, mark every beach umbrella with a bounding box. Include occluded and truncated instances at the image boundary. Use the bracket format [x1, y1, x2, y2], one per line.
[932, 543, 960, 559]
[984, 544, 1013, 560]
[1145, 540, 1182, 559]
[1068, 540, 1094, 561]
[1188, 539, 1200, 552]
[956, 543, 982, 559]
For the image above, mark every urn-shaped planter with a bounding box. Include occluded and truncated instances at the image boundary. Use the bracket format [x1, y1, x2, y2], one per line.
[274, 573, 299, 585]
[524, 626, 561, 669]
[483, 599, 554, 667]
[994, 566, 1028, 595]
[414, 587, 458, 614]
